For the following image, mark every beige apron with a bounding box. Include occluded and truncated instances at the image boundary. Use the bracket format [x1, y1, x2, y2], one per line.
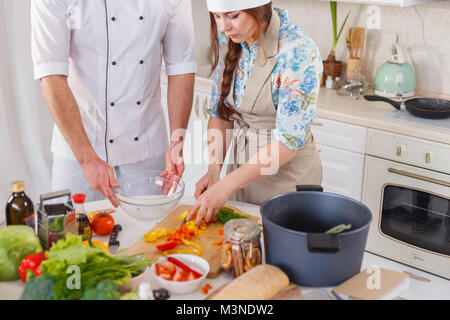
[220, 10, 322, 205]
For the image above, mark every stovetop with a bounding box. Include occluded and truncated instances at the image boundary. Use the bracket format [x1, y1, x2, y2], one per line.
[381, 110, 450, 131]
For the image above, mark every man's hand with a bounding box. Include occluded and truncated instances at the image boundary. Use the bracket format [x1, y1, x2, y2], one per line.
[159, 141, 185, 195]
[40, 76, 120, 205]
[162, 140, 185, 178]
[80, 156, 119, 207]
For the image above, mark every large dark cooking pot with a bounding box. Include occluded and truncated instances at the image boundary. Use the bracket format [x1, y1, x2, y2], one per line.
[260, 186, 372, 287]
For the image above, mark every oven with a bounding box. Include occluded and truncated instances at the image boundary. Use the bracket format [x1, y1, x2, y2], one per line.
[362, 128, 450, 279]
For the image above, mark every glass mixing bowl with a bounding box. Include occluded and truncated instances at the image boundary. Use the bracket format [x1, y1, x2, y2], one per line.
[114, 171, 185, 220]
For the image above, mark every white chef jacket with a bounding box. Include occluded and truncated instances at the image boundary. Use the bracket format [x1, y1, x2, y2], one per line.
[31, 0, 197, 166]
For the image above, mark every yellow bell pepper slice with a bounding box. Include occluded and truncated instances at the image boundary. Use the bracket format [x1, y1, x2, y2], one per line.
[144, 228, 170, 243]
[178, 210, 190, 220]
[181, 238, 203, 256]
[163, 248, 196, 256]
[178, 209, 208, 222]
[163, 239, 203, 256]
[184, 220, 198, 232]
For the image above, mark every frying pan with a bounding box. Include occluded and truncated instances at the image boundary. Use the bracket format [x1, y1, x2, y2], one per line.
[364, 95, 450, 119]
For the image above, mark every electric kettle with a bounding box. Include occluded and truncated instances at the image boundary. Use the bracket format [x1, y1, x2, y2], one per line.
[374, 39, 415, 99]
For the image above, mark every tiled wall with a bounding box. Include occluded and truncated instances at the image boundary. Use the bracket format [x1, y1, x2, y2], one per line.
[192, 0, 450, 95]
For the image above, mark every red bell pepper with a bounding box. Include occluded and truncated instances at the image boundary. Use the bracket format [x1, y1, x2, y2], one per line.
[201, 283, 213, 295]
[18, 251, 47, 283]
[167, 257, 203, 279]
[156, 241, 178, 251]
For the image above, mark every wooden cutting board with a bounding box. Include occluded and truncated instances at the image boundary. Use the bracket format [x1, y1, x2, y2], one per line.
[124, 205, 260, 278]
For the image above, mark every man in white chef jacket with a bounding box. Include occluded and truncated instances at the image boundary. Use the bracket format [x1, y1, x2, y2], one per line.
[31, 0, 196, 207]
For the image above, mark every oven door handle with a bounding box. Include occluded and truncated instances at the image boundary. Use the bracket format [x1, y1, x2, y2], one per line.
[388, 168, 450, 188]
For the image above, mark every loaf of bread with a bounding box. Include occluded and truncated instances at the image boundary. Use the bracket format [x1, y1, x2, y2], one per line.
[211, 264, 290, 300]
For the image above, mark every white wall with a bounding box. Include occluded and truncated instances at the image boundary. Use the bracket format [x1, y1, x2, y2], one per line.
[0, 0, 53, 223]
[192, 0, 211, 68]
[191, 0, 450, 94]
[272, 0, 450, 94]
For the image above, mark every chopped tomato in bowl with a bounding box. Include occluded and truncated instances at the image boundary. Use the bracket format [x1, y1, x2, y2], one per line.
[151, 254, 210, 295]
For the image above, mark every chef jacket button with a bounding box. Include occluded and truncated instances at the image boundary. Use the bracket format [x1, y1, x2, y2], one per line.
[111, 17, 116, 21]
[112, 61, 117, 66]
[110, 102, 115, 107]
[134, 137, 139, 141]
[139, 60, 144, 64]
[139, 16, 144, 20]
[136, 101, 141, 106]
[109, 139, 114, 144]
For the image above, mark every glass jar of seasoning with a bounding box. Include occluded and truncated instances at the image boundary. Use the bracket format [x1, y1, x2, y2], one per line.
[5, 180, 34, 227]
[221, 219, 262, 278]
[72, 194, 92, 239]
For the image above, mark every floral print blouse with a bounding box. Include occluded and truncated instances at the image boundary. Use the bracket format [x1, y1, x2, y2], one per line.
[207, 8, 323, 150]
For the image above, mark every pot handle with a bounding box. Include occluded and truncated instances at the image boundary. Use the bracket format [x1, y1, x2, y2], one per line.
[296, 185, 323, 192]
[307, 233, 341, 253]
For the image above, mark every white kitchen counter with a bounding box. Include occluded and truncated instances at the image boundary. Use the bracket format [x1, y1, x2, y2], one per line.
[1, 197, 449, 300]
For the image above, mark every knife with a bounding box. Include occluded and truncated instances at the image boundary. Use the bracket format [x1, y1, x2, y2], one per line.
[108, 224, 122, 254]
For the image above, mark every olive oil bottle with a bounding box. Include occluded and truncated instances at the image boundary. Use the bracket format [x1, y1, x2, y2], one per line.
[5, 180, 35, 227]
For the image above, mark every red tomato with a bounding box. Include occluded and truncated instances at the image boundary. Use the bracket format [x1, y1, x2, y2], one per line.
[158, 273, 173, 281]
[187, 272, 196, 281]
[173, 270, 186, 282]
[91, 213, 115, 236]
[156, 262, 176, 276]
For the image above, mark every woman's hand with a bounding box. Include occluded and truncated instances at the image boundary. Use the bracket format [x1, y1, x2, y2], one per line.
[188, 180, 234, 226]
[194, 165, 221, 200]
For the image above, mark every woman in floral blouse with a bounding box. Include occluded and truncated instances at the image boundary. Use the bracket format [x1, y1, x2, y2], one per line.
[188, 0, 323, 225]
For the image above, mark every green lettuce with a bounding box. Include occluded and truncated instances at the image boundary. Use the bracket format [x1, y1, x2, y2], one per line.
[0, 225, 43, 281]
[35, 233, 152, 300]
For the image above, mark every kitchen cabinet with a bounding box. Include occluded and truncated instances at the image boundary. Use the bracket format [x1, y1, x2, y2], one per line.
[311, 117, 367, 201]
[160, 85, 211, 196]
[320, 0, 439, 6]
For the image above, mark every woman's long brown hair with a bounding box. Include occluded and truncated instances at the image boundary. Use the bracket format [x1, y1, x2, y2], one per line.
[209, 3, 272, 120]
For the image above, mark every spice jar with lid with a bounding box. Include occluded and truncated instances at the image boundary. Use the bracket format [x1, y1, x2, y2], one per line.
[72, 193, 92, 238]
[221, 219, 262, 278]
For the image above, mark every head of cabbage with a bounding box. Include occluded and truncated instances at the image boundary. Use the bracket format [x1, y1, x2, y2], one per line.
[0, 225, 43, 281]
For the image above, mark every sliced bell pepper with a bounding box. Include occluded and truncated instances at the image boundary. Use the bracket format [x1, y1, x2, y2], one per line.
[163, 239, 203, 256]
[156, 241, 178, 251]
[163, 248, 196, 256]
[177, 210, 190, 221]
[18, 251, 47, 283]
[213, 239, 223, 246]
[167, 225, 196, 244]
[144, 228, 170, 243]
[201, 284, 213, 295]
[181, 238, 203, 256]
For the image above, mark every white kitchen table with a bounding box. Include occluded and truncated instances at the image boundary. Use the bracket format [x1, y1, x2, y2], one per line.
[1, 196, 449, 300]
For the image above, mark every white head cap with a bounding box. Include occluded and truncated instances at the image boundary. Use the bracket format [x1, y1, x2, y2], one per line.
[206, 0, 271, 13]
